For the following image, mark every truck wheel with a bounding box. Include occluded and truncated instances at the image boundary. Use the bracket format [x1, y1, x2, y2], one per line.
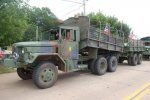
[131, 54, 138, 66]
[32, 62, 58, 89]
[94, 57, 107, 75]
[107, 56, 118, 72]
[88, 59, 96, 74]
[17, 68, 32, 80]
[128, 56, 132, 65]
[137, 54, 142, 65]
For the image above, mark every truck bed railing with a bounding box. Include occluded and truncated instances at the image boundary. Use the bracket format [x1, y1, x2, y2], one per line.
[128, 38, 144, 47]
[89, 26, 124, 47]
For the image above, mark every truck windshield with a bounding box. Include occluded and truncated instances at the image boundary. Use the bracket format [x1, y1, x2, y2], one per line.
[41, 29, 59, 41]
[145, 42, 150, 46]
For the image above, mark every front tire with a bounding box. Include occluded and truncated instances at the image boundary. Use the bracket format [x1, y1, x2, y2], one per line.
[32, 62, 58, 89]
[17, 68, 32, 80]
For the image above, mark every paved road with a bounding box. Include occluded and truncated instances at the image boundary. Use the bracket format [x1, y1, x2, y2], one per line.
[0, 61, 150, 100]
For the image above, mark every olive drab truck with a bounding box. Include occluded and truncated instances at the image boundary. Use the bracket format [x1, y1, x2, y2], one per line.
[3, 16, 131, 89]
[118, 39, 144, 65]
[141, 37, 150, 59]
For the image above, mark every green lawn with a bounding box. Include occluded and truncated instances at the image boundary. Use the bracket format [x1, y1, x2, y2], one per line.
[0, 65, 15, 74]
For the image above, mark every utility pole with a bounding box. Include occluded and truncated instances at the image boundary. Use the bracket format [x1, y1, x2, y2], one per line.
[36, 18, 40, 41]
[36, 25, 38, 41]
[83, 0, 86, 15]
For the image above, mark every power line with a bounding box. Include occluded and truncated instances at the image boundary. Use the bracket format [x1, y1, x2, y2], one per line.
[62, 0, 82, 4]
[62, 5, 83, 16]
[62, 0, 88, 16]
[59, 3, 79, 12]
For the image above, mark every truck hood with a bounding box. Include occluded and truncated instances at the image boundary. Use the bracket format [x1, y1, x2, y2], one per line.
[13, 41, 58, 47]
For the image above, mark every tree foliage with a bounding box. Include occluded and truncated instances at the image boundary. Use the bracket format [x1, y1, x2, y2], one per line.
[23, 7, 59, 41]
[88, 12, 131, 39]
[0, 0, 28, 45]
[0, 2, 132, 45]
[0, 0, 59, 44]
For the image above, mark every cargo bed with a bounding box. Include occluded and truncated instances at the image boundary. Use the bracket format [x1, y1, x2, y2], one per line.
[62, 16, 124, 52]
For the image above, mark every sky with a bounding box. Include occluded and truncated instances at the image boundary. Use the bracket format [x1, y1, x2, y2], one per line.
[28, 0, 150, 38]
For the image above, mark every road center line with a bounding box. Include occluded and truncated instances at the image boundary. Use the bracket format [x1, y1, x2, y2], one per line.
[124, 83, 150, 100]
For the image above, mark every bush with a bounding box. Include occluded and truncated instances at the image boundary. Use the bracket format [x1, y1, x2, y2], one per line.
[0, 65, 15, 74]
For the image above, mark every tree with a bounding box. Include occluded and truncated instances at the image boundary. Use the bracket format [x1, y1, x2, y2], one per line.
[88, 12, 131, 39]
[23, 7, 59, 41]
[0, 0, 59, 43]
[0, 0, 28, 45]
[88, 12, 107, 28]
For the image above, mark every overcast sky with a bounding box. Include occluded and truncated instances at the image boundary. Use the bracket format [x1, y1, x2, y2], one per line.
[29, 0, 150, 38]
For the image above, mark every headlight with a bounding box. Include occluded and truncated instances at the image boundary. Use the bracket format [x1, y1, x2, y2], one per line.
[124, 43, 128, 46]
[28, 52, 34, 60]
[22, 49, 24, 53]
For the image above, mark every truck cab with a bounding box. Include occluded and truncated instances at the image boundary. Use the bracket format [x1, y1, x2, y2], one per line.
[4, 25, 80, 89]
[143, 41, 150, 59]
[141, 37, 150, 59]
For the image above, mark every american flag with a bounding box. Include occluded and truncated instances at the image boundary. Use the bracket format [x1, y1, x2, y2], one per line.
[104, 23, 111, 36]
[128, 32, 138, 39]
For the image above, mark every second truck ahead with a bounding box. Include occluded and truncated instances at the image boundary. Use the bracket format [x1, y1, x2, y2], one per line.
[141, 37, 150, 59]
[119, 38, 144, 65]
[4, 16, 144, 89]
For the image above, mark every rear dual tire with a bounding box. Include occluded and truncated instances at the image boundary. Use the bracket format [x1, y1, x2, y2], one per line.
[137, 54, 142, 65]
[94, 57, 107, 75]
[128, 53, 142, 66]
[107, 56, 118, 72]
[89, 56, 118, 75]
[131, 54, 138, 66]
[88, 59, 97, 74]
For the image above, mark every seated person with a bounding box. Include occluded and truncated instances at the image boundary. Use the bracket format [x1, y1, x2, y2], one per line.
[66, 31, 70, 40]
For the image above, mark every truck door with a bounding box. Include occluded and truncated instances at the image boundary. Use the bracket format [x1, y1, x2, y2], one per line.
[59, 28, 79, 72]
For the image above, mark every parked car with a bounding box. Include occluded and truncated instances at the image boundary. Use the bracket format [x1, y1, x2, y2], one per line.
[0, 47, 12, 63]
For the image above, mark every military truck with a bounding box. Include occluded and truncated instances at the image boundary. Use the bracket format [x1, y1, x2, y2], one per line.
[4, 16, 125, 89]
[118, 39, 144, 65]
[141, 37, 150, 59]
